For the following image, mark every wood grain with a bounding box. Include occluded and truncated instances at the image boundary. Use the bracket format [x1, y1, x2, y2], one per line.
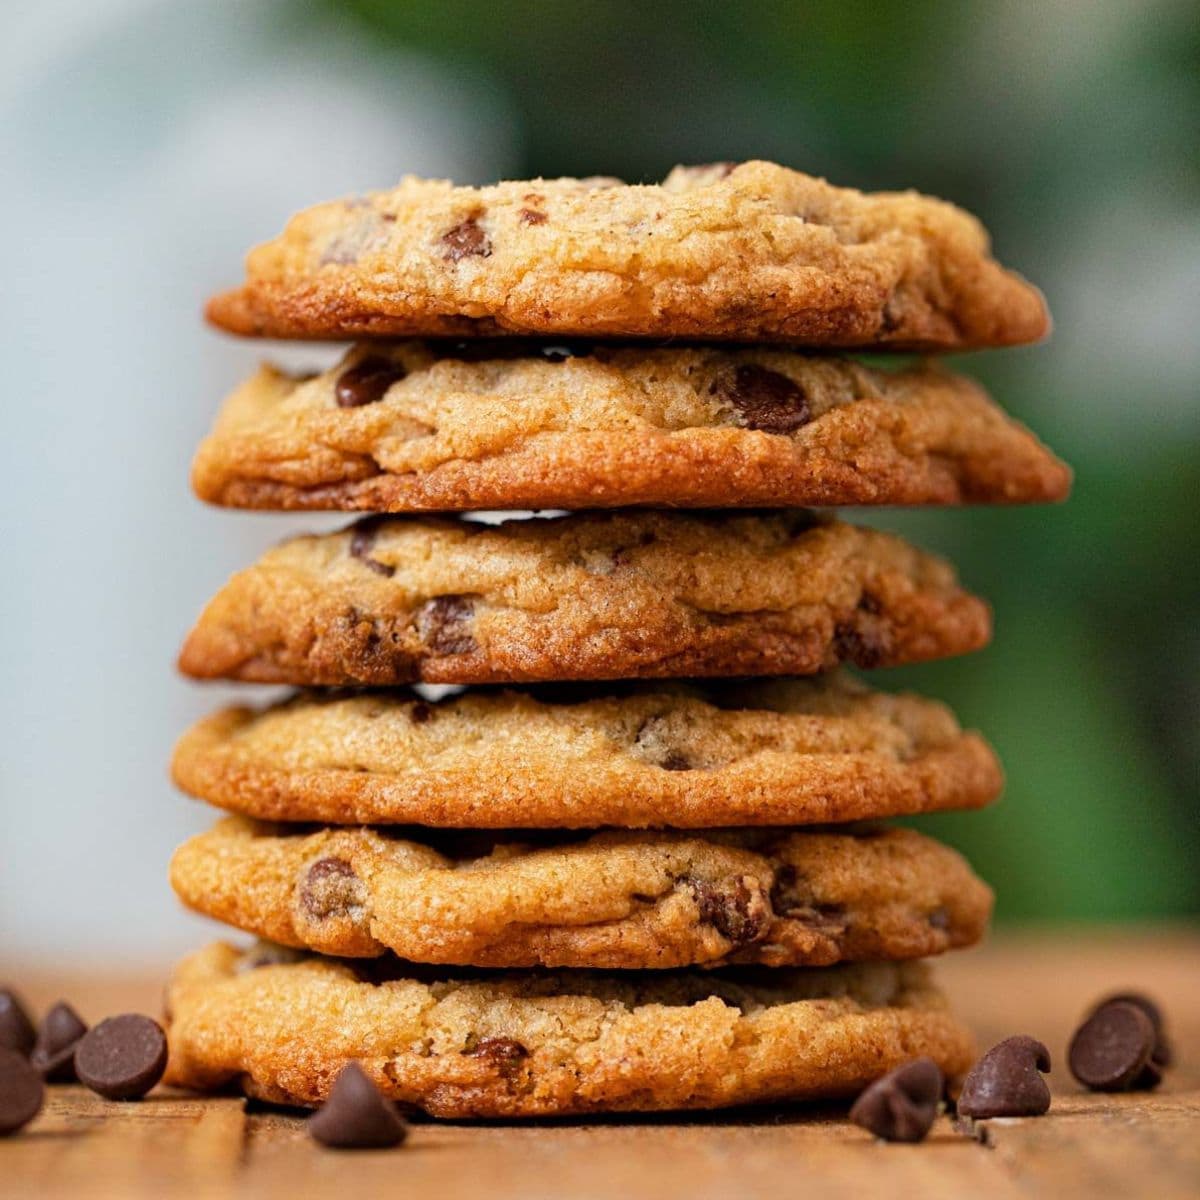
[3, 928, 1197, 1200]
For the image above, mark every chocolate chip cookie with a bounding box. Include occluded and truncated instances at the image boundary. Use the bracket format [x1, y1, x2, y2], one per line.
[170, 819, 992, 969]
[192, 344, 1070, 511]
[206, 161, 1048, 350]
[171, 673, 1001, 827]
[163, 942, 976, 1116]
[177, 511, 991, 686]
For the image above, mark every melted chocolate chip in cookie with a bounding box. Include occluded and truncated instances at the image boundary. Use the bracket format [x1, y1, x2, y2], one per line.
[349, 517, 395, 577]
[418, 596, 477, 656]
[714, 365, 811, 434]
[441, 214, 491, 261]
[335, 357, 406, 408]
[300, 858, 365, 920]
[689, 877, 769, 946]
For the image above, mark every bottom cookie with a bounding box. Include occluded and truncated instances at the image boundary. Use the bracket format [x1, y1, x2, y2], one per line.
[164, 942, 974, 1118]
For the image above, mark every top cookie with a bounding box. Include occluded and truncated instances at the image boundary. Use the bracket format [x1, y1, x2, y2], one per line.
[206, 161, 1049, 350]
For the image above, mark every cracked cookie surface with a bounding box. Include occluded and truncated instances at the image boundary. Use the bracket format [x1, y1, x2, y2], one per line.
[163, 942, 975, 1116]
[177, 511, 991, 686]
[171, 673, 1002, 827]
[192, 343, 1070, 512]
[206, 161, 1048, 350]
[170, 818, 992, 969]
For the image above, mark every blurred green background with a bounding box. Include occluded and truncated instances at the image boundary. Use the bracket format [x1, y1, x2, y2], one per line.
[4, 1, 1195, 963]
[309, 0, 1199, 921]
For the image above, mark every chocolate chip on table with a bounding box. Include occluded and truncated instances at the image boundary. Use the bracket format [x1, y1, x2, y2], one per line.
[308, 1063, 409, 1150]
[712, 364, 811, 434]
[957, 1035, 1051, 1119]
[335, 356, 406, 408]
[0, 1048, 44, 1136]
[1094, 991, 1172, 1069]
[74, 1014, 168, 1101]
[849, 1057, 944, 1143]
[440, 214, 491, 262]
[1068, 1000, 1160, 1092]
[30, 1001, 88, 1082]
[0, 989, 36, 1057]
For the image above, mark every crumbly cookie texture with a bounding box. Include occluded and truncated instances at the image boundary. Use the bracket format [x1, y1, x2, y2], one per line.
[205, 161, 1048, 350]
[177, 511, 990, 686]
[163, 943, 975, 1116]
[192, 344, 1070, 511]
[170, 819, 992, 970]
[171, 673, 1002, 828]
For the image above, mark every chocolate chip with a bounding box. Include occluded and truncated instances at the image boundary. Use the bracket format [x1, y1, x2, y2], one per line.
[308, 1063, 408, 1150]
[928, 908, 950, 931]
[519, 208, 547, 225]
[632, 715, 691, 770]
[74, 1014, 167, 1101]
[30, 1002, 88, 1082]
[849, 1057, 943, 1142]
[1094, 992, 1172, 1069]
[441, 214, 491, 261]
[335, 356, 406, 408]
[0, 990, 35, 1058]
[0, 1048, 43, 1136]
[832, 621, 889, 669]
[349, 517, 395, 577]
[466, 1037, 528, 1064]
[237, 942, 307, 973]
[300, 858, 364, 920]
[418, 595, 477, 656]
[1069, 1001, 1158, 1092]
[689, 877, 769, 946]
[409, 701, 433, 724]
[957, 1036, 1051, 1119]
[712, 364, 811, 435]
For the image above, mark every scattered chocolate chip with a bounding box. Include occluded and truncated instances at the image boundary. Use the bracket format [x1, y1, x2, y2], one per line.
[74, 1014, 167, 1101]
[1069, 1000, 1159, 1092]
[300, 858, 364, 920]
[928, 908, 950, 931]
[849, 1057, 943, 1142]
[519, 207, 547, 225]
[349, 517, 395, 577]
[712, 364, 811, 435]
[409, 701, 433, 724]
[957, 1036, 1051, 1119]
[440, 214, 491, 261]
[308, 1063, 408, 1150]
[1093, 992, 1172, 1069]
[418, 595, 477, 656]
[0, 990, 36, 1058]
[335, 356, 406, 408]
[0, 1048, 44, 1136]
[30, 1002, 88, 1082]
[689, 877, 770, 946]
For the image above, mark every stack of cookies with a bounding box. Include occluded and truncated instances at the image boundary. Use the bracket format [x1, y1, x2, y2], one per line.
[165, 161, 1069, 1117]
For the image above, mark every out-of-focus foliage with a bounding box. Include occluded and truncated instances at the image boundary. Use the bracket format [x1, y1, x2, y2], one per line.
[313, 0, 1200, 920]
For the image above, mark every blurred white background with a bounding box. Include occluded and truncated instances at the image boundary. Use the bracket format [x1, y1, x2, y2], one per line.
[1, 0, 516, 965]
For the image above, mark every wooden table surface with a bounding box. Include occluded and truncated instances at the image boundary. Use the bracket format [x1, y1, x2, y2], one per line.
[4, 927, 1198, 1199]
